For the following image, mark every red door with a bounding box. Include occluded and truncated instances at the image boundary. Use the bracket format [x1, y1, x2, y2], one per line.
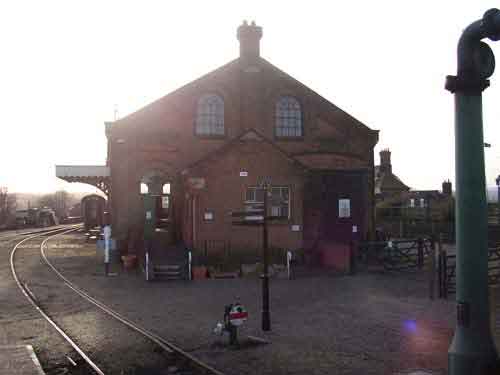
[303, 171, 367, 270]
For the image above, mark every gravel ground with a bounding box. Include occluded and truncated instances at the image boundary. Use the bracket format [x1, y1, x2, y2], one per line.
[37, 232, 464, 375]
[0, 232, 177, 375]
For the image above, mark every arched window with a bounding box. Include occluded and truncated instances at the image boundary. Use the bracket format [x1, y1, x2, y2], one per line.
[195, 94, 224, 136]
[275, 96, 302, 137]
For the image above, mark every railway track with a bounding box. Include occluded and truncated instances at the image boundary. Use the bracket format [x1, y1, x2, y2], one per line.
[10, 228, 225, 375]
[0, 225, 74, 239]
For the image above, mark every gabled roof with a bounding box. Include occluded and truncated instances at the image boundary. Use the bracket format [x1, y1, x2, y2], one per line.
[183, 128, 309, 174]
[112, 59, 240, 129]
[111, 56, 377, 142]
[259, 58, 377, 137]
[374, 166, 410, 194]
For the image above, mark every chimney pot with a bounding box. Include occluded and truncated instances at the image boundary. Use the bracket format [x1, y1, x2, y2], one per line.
[237, 21, 263, 61]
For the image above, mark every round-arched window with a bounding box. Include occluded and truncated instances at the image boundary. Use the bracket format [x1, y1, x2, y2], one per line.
[275, 96, 302, 137]
[195, 94, 224, 136]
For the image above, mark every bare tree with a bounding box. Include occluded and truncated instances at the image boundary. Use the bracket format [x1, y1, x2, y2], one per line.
[0, 187, 17, 227]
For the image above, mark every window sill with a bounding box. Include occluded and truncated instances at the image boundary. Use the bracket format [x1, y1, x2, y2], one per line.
[195, 134, 226, 140]
[274, 136, 304, 142]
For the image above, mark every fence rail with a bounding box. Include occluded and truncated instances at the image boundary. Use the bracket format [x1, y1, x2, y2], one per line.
[358, 237, 434, 272]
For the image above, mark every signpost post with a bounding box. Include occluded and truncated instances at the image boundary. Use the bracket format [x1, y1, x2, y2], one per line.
[231, 179, 281, 331]
[261, 182, 271, 331]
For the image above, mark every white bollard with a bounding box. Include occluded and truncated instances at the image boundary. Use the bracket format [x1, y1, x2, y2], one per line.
[287, 250, 292, 280]
[103, 225, 111, 276]
[188, 251, 192, 281]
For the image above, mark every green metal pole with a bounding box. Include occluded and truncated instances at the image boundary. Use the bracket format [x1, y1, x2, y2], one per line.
[448, 92, 497, 374]
[446, 8, 500, 375]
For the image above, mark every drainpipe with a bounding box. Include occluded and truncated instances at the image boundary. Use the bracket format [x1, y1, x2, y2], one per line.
[445, 8, 500, 375]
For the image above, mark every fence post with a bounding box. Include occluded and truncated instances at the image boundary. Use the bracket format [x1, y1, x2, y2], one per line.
[438, 233, 444, 298]
[442, 247, 448, 300]
[429, 235, 436, 300]
[417, 238, 424, 269]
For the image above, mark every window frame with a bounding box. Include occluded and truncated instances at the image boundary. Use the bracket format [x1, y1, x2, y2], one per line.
[274, 96, 304, 140]
[194, 93, 226, 138]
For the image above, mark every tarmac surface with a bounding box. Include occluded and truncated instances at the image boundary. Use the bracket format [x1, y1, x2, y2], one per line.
[2, 231, 487, 374]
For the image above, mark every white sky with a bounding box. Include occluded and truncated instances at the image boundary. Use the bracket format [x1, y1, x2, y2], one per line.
[2, 1, 500, 193]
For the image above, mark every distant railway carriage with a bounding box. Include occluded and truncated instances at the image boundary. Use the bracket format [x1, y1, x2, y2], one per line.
[81, 195, 106, 230]
[15, 208, 58, 228]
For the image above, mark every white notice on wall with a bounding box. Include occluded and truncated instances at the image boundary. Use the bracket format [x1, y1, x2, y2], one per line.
[240, 171, 248, 177]
[338, 199, 351, 218]
[146, 211, 152, 220]
[291, 225, 301, 232]
[352, 225, 358, 233]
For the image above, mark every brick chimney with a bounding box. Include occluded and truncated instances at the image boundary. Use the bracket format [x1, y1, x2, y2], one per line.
[237, 20, 262, 61]
[442, 180, 452, 196]
[379, 149, 392, 174]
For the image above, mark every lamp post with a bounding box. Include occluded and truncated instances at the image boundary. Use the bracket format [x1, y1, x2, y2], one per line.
[445, 9, 500, 375]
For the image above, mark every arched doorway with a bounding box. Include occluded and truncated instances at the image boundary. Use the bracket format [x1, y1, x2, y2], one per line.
[139, 170, 177, 245]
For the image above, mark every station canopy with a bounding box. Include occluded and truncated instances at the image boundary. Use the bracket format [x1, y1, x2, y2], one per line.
[56, 165, 111, 195]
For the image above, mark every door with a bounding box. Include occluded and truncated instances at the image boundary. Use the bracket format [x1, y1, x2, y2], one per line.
[303, 171, 367, 270]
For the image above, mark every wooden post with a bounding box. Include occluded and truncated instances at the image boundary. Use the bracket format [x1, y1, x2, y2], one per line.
[490, 286, 497, 340]
[443, 247, 448, 300]
[438, 233, 443, 298]
[349, 240, 356, 275]
[417, 238, 424, 269]
[429, 235, 436, 300]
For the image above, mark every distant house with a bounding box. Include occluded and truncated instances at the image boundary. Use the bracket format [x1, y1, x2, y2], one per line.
[374, 149, 410, 200]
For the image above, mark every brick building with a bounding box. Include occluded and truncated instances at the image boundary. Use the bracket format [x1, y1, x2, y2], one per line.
[374, 149, 410, 200]
[62, 22, 379, 270]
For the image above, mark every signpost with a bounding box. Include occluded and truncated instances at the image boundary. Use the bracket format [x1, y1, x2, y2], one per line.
[230, 179, 285, 331]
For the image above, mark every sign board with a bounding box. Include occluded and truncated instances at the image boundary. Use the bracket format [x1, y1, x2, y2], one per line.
[239, 171, 248, 177]
[204, 211, 214, 221]
[352, 225, 358, 233]
[291, 225, 301, 232]
[146, 211, 152, 220]
[338, 199, 351, 218]
[229, 304, 248, 326]
[231, 210, 264, 217]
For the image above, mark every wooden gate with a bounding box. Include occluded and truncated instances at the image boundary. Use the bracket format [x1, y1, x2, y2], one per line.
[358, 237, 434, 272]
[438, 246, 500, 298]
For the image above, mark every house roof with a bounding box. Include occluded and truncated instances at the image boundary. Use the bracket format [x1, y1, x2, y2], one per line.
[374, 166, 410, 194]
[259, 58, 377, 138]
[110, 56, 377, 142]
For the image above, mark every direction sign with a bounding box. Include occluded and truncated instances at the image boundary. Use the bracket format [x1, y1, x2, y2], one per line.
[232, 221, 263, 226]
[230, 211, 264, 217]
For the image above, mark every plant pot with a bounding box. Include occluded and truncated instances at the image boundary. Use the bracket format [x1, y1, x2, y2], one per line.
[122, 255, 137, 270]
[192, 265, 208, 279]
